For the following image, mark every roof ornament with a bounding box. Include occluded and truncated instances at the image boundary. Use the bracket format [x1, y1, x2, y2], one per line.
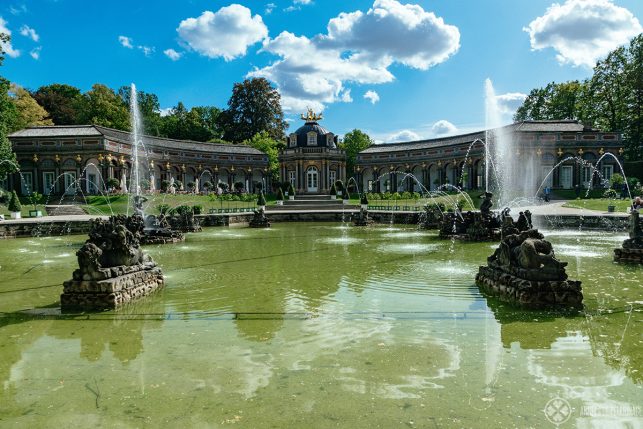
[300, 108, 323, 122]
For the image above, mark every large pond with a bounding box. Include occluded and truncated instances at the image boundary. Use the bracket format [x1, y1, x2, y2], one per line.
[0, 223, 641, 427]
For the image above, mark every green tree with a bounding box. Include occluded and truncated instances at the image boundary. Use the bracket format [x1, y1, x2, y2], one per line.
[339, 129, 374, 177]
[514, 81, 584, 121]
[9, 84, 53, 131]
[220, 78, 287, 143]
[31, 84, 83, 125]
[0, 34, 17, 180]
[623, 34, 643, 159]
[118, 85, 162, 136]
[161, 103, 224, 142]
[243, 131, 283, 180]
[77, 84, 129, 130]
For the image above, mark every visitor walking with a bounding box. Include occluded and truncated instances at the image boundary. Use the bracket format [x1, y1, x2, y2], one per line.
[544, 186, 551, 202]
[632, 196, 642, 211]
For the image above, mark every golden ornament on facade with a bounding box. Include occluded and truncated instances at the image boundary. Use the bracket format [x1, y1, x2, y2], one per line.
[54, 154, 61, 163]
[75, 154, 82, 163]
[32, 154, 38, 163]
[165, 162, 170, 170]
[536, 148, 542, 157]
[106, 154, 112, 162]
[577, 148, 584, 156]
[618, 147, 624, 155]
[181, 163, 186, 172]
[98, 153, 104, 162]
[149, 160, 155, 168]
[118, 155, 125, 165]
[557, 148, 563, 157]
[230, 165, 235, 172]
[599, 147, 604, 155]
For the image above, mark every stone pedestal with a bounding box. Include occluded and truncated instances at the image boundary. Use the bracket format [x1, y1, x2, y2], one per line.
[476, 266, 583, 309]
[249, 209, 271, 228]
[614, 247, 643, 264]
[62, 262, 163, 311]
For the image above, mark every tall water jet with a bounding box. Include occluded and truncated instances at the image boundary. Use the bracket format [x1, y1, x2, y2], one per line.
[130, 83, 143, 198]
[484, 79, 541, 207]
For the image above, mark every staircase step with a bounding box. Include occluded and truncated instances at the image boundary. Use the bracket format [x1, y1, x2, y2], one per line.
[45, 205, 87, 216]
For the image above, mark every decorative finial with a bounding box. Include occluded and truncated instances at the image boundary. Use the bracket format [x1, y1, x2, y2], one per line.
[300, 108, 323, 122]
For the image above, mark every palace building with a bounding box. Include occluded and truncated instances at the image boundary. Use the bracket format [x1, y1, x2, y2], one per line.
[6, 125, 270, 196]
[279, 110, 346, 195]
[354, 120, 625, 194]
[5, 119, 625, 198]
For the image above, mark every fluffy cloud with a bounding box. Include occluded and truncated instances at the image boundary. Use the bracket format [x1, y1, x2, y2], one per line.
[388, 129, 420, 142]
[9, 5, 27, 15]
[431, 119, 457, 136]
[265, 3, 276, 15]
[250, 0, 459, 111]
[164, 48, 182, 61]
[524, 0, 642, 67]
[29, 46, 41, 60]
[19, 25, 38, 42]
[363, 90, 380, 104]
[138, 45, 154, 57]
[494, 92, 527, 117]
[118, 35, 133, 49]
[177, 4, 268, 61]
[0, 18, 20, 58]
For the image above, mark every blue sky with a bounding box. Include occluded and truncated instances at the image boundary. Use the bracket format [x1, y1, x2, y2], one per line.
[1, 0, 641, 142]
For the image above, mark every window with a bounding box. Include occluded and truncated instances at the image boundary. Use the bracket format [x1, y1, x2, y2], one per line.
[43, 172, 55, 195]
[307, 132, 317, 146]
[289, 134, 297, 147]
[541, 166, 553, 188]
[601, 165, 613, 187]
[289, 171, 296, 187]
[582, 166, 592, 189]
[20, 172, 33, 195]
[326, 134, 334, 147]
[329, 170, 336, 188]
[560, 165, 573, 189]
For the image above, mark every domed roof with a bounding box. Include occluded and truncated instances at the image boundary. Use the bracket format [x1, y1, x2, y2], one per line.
[288, 109, 337, 148]
[294, 121, 330, 137]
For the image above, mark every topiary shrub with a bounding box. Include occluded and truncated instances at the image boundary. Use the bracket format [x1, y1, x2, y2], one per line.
[603, 188, 618, 199]
[288, 183, 295, 197]
[187, 181, 196, 191]
[157, 203, 171, 215]
[161, 180, 170, 193]
[8, 190, 21, 213]
[401, 191, 412, 200]
[28, 192, 42, 209]
[192, 205, 203, 215]
[335, 180, 344, 193]
[203, 181, 213, 191]
[360, 193, 368, 205]
[330, 184, 336, 195]
[277, 188, 284, 201]
[172, 205, 193, 216]
[107, 177, 120, 190]
[257, 192, 266, 206]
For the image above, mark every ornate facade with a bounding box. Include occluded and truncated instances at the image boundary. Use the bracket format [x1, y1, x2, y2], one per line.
[355, 121, 625, 194]
[279, 110, 346, 195]
[6, 125, 270, 196]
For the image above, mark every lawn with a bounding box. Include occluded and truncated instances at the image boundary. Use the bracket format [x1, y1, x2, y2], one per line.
[562, 198, 632, 213]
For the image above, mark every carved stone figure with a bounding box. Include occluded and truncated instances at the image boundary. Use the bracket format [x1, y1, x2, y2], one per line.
[249, 207, 271, 228]
[614, 209, 643, 263]
[62, 214, 164, 311]
[477, 228, 582, 309]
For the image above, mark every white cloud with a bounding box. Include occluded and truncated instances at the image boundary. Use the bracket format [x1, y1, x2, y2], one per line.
[19, 24, 38, 42]
[294, 0, 312, 4]
[159, 108, 173, 117]
[0, 18, 20, 58]
[363, 90, 379, 104]
[29, 46, 41, 60]
[340, 89, 352, 102]
[177, 4, 268, 61]
[250, 0, 459, 111]
[265, 3, 276, 15]
[137, 45, 155, 57]
[494, 92, 527, 118]
[163, 48, 182, 61]
[431, 119, 457, 136]
[9, 5, 27, 15]
[524, 0, 642, 67]
[118, 35, 133, 49]
[388, 129, 420, 142]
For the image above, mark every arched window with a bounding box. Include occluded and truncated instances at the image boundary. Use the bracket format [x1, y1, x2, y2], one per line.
[307, 132, 317, 146]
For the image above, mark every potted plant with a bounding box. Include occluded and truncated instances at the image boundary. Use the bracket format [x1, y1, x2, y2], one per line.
[257, 191, 267, 211]
[330, 183, 337, 199]
[360, 193, 368, 209]
[604, 188, 617, 212]
[107, 177, 120, 193]
[288, 183, 295, 200]
[202, 181, 213, 194]
[28, 192, 43, 217]
[276, 188, 284, 205]
[8, 190, 21, 219]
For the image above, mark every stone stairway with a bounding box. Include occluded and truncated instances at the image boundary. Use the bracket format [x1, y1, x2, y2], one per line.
[45, 205, 87, 216]
[268, 194, 355, 211]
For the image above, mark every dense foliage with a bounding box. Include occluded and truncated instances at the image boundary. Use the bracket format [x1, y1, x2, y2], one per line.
[339, 129, 373, 177]
[515, 34, 643, 159]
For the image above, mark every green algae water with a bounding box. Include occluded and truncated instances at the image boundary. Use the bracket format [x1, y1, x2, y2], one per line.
[0, 223, 641, 428]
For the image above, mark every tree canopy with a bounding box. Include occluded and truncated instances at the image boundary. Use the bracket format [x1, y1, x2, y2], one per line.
[514, 34, 643, 159]
[243, 131, 284, 180]
[77, 84, 130, 130]
[339, 129, 374, 177]
[0, 34, 17, 180]
[32, 84, 83, 125]
[9, 84, 53, 131]
[220, 78, 287, 143]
